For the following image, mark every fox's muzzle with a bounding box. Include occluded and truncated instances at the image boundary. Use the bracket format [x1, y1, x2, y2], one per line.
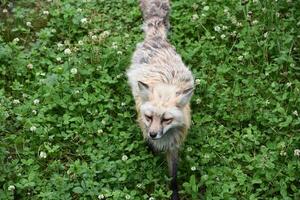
[149, 129, 163, 140]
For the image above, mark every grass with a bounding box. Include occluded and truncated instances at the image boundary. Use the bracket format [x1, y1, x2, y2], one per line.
[0, 0, 300, 199]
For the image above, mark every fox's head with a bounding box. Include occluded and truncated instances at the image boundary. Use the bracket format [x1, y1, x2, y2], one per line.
[137, 81, 193, 140]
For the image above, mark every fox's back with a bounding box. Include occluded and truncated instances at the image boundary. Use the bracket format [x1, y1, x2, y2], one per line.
[128, 37, 194, 100]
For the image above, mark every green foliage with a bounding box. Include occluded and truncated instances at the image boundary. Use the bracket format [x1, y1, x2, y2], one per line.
[0, 0, 300, 199]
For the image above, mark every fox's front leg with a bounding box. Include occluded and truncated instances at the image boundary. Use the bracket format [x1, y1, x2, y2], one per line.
[167, 149, 180, 200]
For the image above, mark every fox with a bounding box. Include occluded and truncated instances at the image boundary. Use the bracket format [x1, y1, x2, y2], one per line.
[126, 0, 194, 199]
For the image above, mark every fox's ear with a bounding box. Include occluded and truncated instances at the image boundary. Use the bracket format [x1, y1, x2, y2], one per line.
[176, 87, 194, 107]
[138, 81, 150, 101]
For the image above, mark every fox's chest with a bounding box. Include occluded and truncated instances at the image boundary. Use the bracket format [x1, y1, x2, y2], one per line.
[148, 130, 181, 152]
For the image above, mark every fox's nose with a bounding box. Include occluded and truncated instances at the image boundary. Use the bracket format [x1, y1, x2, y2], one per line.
[149, 132, 157, 138]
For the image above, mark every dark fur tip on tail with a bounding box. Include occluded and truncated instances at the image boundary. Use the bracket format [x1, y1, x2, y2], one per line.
[140, 0, 170, 39]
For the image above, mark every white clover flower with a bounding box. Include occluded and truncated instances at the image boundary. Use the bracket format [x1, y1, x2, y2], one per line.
[27, 63, 33, 69]
[13, 38, 20, 43]
[136, 183, 142, 188]
[56, 57, 62, 62]
[26, 21, 32, 27]
[30, 126, 37, 132]
[91, 35, 97, 40]
[33, 99, 40, 105]
[252, 20, 259, 25]
[32, 110, 37, 115]
[51, 28, 56, 33]
[231, 17, 237, 24]
[4, 111, 9, 118]
[57, 42, 63, 48]
[103, 31, 110, 36]
[293, 110, 298, 116]
[97, 129, 103, 134]
[195, 79, 200, 85]
[101, 119, 106, 125]
[112, 42, 118, 49]
[290, 63, 295, 68]
[204, 154, 210, 159]
[3, 9, 8, 13]
[64, 48, 71, 55]
[214, 26, 221, 32]
[238, 55, 244, 61]
[187, 147, 192, 152]
[222, 25, 228, 30]
[125, 194, 131, 200]
[192, 14, 199, 21]
[39, 151, 47, 159]
[294, 149, 300, 156]
[203, 6, 209, 11]
[149, 197, 155, 200]
[13, 99, 20, 104]
[80, 18, 88, 24]
[286, 82, 292, 87]
[231, 31, 237, 36]
[196, 98, 201, 104]
[236, 22, 243, 27]
[220, 34, 226, 39]
[70, 68, 78, 75]
[122, 155, 128, 161]
[78, 40, 84, 45]
[43, 10, 49, 15]
[117, 51, 123, 55]
[100, 31, 110, 39]
[192, 3, 199, 10]
[191, 166, 196, 171]
[8, 185, 15, 191]
[121, 102, 126, 106]
[280, 150, 287, 156]
[263, 32, 268, 38]
[265, 100, 270, 105]
[98, 194, 105, 199]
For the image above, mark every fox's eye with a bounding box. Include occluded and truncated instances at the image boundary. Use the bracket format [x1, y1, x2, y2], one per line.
[162, 118, 173, 124]
[145, 115, 152, 122]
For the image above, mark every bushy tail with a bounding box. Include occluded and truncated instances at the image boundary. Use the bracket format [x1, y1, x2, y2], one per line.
[140, 0, 170, 40]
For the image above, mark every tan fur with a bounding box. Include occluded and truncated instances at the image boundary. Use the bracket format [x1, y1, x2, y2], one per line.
[127, 0, 194, 151]
[127, 1, 194, 199]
